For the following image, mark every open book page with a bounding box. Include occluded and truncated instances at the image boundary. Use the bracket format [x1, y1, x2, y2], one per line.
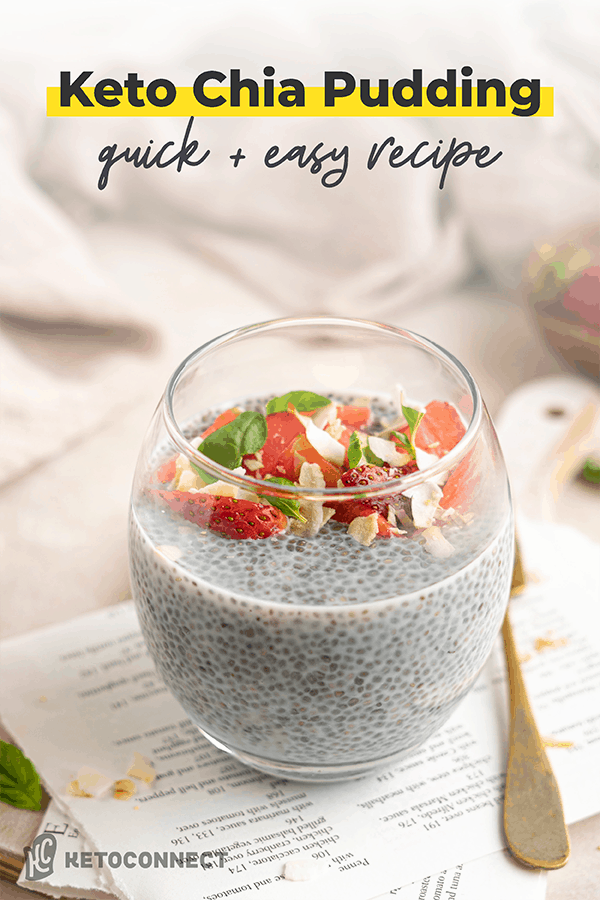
[18, 801, 546, 900]
[2, 519, 598, 900]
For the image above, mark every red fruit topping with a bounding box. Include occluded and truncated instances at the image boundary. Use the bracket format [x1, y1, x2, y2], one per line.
[328, 464, 416, 524]
[200, 407, 240, 440]
[154, 491, 287, 539]
[440, 448, 478, 512]
[209, 498, 287, 540]
[155, 458, 177, 483]
[154, 490, 216, 525]
[341, 463, 417, 488]
[337, 405, 371, 429]
[253, 412, 305, 480]
[394, 400, 466, 458]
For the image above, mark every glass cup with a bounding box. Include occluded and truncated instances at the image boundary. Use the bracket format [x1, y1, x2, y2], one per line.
[129, 317, 513, 782]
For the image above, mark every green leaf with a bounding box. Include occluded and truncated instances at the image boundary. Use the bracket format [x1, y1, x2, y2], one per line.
[0, 741, 42, 811]
[347, 432, 363, 468]
[363, 443, 385, 466]
[189, 462, 218, 485]
[197, 411, 268, 473]
[266, 391, 331, 416]
[391, 430, 414, 459]
[582, 458, 600, 484]
[260, 477, 306, 523]
[397, 403, 425, 459]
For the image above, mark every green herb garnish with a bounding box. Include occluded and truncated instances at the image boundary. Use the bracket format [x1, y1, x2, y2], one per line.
[347, 432, 363, 468]
[260, 477, 306, 523]
[266, 391, 331, 416]
[0, 741, 42, 811]
[192, 411, 268, 482]
[392, 430, 413, 456]
[363, 443, 385, 466]
[581, 458, 600, 485]
[392, 403, 425, 459]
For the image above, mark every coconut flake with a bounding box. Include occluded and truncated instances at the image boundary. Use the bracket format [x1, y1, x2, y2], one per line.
[289, 463, 332, 537]
[75, 767, 113, 799]
[174, 455, 205, 491]
[415, 447, 439, 472]
[368, 436, 411, 467]
[295, 411, 346, 466]
[284, 859, 328, 882]
[197, 480, 238, 498]
[67, 780, 92, 798]
[127, 752, 156, 785]
[311, 402, 337, 429]
[237, 488, 261, 502]
[403, 482, 443, 528]
[244, 449, 264, 471]
[422, 526, 454, 558]
[325, 417, 345, 442]
[298, 461, 326, 489]
[348, 513, 379, 547]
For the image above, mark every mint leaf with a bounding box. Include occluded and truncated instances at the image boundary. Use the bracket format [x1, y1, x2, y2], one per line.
[397, 403, 425, 459]
[197, 411, 267, 473]
[0, 741, 42, 811]
[267, 391, 330, 415]
[260, 477, 306, 523]
[582, 458, 600, 484]
[363, 443, 385, 466]
[392, 430, 414, 459]
[402, 404, 425, 439]
[347, 432, 363, 468]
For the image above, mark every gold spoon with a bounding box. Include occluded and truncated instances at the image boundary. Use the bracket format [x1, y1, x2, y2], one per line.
[502, 538, 571, 869]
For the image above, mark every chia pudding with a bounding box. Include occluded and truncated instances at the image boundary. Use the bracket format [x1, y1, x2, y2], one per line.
[129, 390, 513, 780]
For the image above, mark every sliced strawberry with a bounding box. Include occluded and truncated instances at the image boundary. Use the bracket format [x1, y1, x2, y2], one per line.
[342, 463, 417, 488]
[209, 498, 287, 539]
[327, 464, 416, 523]
[153, 491, 287, 539]
[394, 400, 466, 458]
[439, 448, 478, 512]
[337, 405, 371, 429]
[252, 412, 305, 480]
[155, 457, 177, 483]
[154, 490, 216, 525]
[199, 407, 240, 440]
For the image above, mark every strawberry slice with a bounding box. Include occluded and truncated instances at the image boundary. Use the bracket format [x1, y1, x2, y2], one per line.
[199, 407, 241, 440]
[155, 457, 177, 483]
[327, 464, 416, 523]
[154, 490, 216, 525]
[251, 412, 305, 480]
[154, 491, 287, 539]
[337, 405, 371, 429]
[439, 448, 478, 512]
[393, 400, 466, 458]
[209, 498, 287, 539]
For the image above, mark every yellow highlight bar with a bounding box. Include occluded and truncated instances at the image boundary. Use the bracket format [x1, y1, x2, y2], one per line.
[47, 86, 554, 117]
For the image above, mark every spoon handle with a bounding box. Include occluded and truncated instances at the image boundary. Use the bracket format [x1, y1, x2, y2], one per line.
[502, 543, 570, 869]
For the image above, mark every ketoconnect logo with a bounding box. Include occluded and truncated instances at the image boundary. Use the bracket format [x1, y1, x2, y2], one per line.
[23, 840, 227, 876]
[23, 833, 57, 882]
[48, 67, 553, 117]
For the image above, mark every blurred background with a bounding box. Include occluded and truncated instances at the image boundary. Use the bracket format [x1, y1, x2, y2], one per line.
[0, 0, 598, 639]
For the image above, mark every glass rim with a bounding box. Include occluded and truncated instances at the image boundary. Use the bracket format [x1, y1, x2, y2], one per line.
[162, 315, 483, 502]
